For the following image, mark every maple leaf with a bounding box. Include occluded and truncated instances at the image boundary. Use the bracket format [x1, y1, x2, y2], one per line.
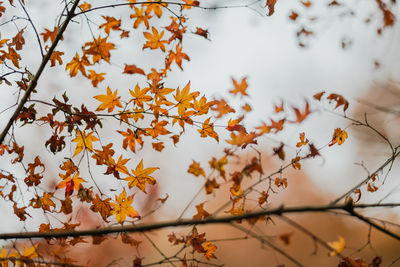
[94, 87, 122, 112]
[125, 159, 158, 193]
[57, 172, 86, 196]
[65, 53, 90, 77]
[292, 101, 311, 123]
[326, 93, 349, 112]
[152, 142, 165, 152]
[313, 91, 325, 101]
[291, 156, 301, 170]
[226, 131, 258, 149]
[143, 27, 168, 52]
[296, 132, 309, 147]
[194, 27, 209, 39]
[146, 120, 171, 138]
[41, 27, 61, 43]
[130, 7, 151, 29]
[50, 50, 64, 67]
[258, 191, 269, 206]
[100, 16, 121, 34]
[289, 11, 299, 21]
[329, 128, 348, 146]
[266, 0, 277, 15]
[11, 29, 25, 50]
[187, 160, 206, 177]
[193, 96, 215, 116]
[193, 202, 211, 220]
[229, 77, 248, 96]
[209, 156, 227, 179]
[110, 189, 140, 224]
[79, 2, 91, 11]
[211, 99, 235, 118]
[182, 0, 200, 9]
[129, 84, 153, 107]
[145, 0, 166, 18]
[87, 70, 105, 87]
[71, 130, 99, 157]
[205, 178, 219, 194]
[275, 177, 288, 188]
[118, 128, 144, 153]
[203, 241, 217, 260]
[105, 155, 130, 178]
[174, 81, 199, 116]
[327, 236, 345, 256]
[242, 103, 252, 112]
[166, 44, 190, 70]
[123, 64, 145, 75]
[198, 117, 219, 142]
[83, 36, 115, 63]
[90, 194, 112, 222]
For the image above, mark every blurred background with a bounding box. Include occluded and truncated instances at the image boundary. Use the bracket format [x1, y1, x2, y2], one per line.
[1, 0, 400, 266]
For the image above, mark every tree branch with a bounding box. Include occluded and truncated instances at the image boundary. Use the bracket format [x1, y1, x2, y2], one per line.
[1, 202, 399, 240]
[0, 0, 81, 145]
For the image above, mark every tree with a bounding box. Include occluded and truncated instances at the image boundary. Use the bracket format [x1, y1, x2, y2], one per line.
[0, 0, 399, 266]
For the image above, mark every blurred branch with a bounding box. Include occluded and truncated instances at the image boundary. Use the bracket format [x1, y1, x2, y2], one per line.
[1, 202, 400, 240]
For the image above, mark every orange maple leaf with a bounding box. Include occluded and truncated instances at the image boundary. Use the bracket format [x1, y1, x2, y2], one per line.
[72, 130, 99, 157]
[83, 36, 115, 63]
[128, 84, 152, 109]
[40, 27, 61, 43]
[50, 50, 64, 67]
[296, 132, 309, 147]
[117, 128, 144, 153]
[100, 16, 121, 34]
[94, 87, 122, 112]
[130, 7, 151, 29]
[329, 128, 348, 146]
[198, 117, 219, 142]
[292, 101, 311, 123]
[143, 27, 168, 52]
[79, 2, 91, 11]
[166, 44, 190, 70]
[87, 70, 105, 87]
[187, 160, 206, 177]
[65, 53, 90, 77]
[229, 77, 248, 96]
[56, 172, 86, 196]
[110, 188, 140, 224]
[125, 159, 158, 192]
[123, 64, 145, 75]
[174, 81, 198, 116]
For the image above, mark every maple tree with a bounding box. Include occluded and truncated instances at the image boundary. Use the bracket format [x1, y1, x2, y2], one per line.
[0, 0, 399, 266]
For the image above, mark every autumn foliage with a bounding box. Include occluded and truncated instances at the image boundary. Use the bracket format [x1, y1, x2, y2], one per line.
[0, 0, 399, 266]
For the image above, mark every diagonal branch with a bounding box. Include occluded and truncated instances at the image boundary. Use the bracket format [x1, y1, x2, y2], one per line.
[0, 0, 81, 145]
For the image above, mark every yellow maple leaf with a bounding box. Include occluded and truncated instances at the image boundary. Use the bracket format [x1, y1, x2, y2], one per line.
[72, 130, 99, 157]
[296, 132, 309, 147]
[327, 236, 345, 256]
[129, 83, 152, 108]
[125, 159, 158, 193]
[329, 128, 348, 146]
[110, 188, 140, 224]
[143, 27, 168, 52]
[94, 87, 122, 112]
[174, 81, 198, 116]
